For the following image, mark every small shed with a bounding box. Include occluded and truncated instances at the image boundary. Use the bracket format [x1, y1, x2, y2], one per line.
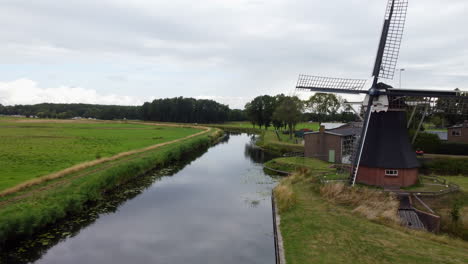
[304, 123, 361, 164]
[447, 121, 468, 143]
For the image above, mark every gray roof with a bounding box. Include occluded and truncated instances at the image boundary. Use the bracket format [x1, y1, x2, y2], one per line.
[329, 127, 361, 136]
[304, 123, 362, 137]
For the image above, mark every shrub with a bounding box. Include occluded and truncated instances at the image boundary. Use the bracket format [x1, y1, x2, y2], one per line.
[412, 132, 441, 153]
[421, 158, 468, 175]
[437, 142, 468, 156]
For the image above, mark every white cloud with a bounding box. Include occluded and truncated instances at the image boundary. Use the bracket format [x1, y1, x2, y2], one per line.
[0, 0, 466, 108]
[0, 79, 143, 106]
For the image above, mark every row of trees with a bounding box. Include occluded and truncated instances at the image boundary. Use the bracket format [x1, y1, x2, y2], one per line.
[0, 98, 247, 123]
[244, 93, 357, 137]
[141, 97, 246, 123]
[0, 103, 142, 120]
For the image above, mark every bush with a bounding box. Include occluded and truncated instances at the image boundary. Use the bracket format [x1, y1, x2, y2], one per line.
[437, 142, 468, 156]
[412, 131, 468, 156]
[412, 132, 441, 153]
[421, 158, 468, 175]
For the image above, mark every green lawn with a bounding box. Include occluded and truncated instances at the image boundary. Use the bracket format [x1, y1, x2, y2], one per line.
[265, 157, 331, 172]
[276, 169, 468, 264]
[442, 176, 468, 191]
[0, 119, 201, 191]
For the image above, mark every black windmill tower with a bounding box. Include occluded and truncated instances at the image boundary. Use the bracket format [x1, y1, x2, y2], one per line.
[296, 0, 468, 187]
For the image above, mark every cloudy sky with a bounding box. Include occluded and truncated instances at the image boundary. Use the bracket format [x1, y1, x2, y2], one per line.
[0, 0, 467, 109]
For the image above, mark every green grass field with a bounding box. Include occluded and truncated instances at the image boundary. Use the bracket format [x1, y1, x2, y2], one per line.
[442, 176, 468, 191]
[0, 118, 201, 191]
[274, 163, 468, 264]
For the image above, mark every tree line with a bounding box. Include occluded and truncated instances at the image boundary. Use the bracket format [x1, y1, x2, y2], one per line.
[244, 93, 357, 137]
[141, 97, 245, 123]
[0, 103, 142, 120]
[0, 97, 247, 123]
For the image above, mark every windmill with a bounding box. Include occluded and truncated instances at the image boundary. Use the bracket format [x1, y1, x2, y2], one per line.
[296, 0, 468, 187]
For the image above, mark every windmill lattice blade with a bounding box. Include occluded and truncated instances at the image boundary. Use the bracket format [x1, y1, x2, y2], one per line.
[296, 75, 368, 94]
[373, 0, 409, 80]
[388, 96, 468, 115]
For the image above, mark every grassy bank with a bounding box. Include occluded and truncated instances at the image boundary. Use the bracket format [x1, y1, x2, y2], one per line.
[256, 131, 304, 154]
[264, 157, 330, 173]
[274, 159, 468, 264]
[0, 118, 201, 191]
[0, 124, 222, 244]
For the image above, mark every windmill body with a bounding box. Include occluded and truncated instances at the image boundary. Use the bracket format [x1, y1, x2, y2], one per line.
[296, 0, 468, 187]
[357, 111, 419, 187]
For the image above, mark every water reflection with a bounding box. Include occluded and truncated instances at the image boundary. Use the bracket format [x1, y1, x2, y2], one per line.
[243, 135, 276, 164]
[2, 134, 277, 264]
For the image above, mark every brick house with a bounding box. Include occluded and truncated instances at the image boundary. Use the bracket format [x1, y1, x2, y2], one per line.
[304, 123, 361, 164]
[447, 120, 468, 143]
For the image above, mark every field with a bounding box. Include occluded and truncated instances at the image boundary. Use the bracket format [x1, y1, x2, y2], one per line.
[274, 161, 468, 264]
[0, 118, 201, 191]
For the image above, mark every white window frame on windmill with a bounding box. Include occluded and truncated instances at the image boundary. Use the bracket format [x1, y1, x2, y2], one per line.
[385, 169, 399, 177]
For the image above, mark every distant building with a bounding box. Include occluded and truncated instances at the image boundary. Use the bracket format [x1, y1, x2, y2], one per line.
[447, 120, 468, 143]
[304, 122, 361, 164]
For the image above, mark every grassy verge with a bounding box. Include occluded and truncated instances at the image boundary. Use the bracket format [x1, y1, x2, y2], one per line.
[0, 118, 201, 191]
[256, 131, 304, 154]
[0, 128, 222, 244]
[274, 167, 468, 264]
[265, 157, 330, 172]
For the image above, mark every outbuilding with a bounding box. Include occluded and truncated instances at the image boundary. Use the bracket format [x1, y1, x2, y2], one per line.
[304, 123, 361, 164]
[447, 120, 468, 143]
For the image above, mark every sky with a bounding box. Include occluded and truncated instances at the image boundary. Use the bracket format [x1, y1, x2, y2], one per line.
[0, 0, 467, 109]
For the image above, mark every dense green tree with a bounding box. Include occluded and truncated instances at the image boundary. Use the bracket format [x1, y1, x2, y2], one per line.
[272, 96, 304, 139]
[306, 93, 343, 118]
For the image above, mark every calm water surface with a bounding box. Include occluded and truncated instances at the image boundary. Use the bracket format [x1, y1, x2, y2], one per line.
[9, 133, 279, 264]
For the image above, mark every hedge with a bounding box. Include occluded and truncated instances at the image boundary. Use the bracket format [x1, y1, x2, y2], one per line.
[412, 132, 468, 156]
[420, 158, 468, 175]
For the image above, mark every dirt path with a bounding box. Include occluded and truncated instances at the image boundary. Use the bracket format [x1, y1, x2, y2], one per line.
[0, 123, 212, 205]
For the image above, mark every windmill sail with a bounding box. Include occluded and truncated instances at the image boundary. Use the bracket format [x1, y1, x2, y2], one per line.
[296, 75, 368, 94]
[372, 0, 409, 80]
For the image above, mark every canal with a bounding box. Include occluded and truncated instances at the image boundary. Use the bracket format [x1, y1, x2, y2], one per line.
[4, 133, 279, 264]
